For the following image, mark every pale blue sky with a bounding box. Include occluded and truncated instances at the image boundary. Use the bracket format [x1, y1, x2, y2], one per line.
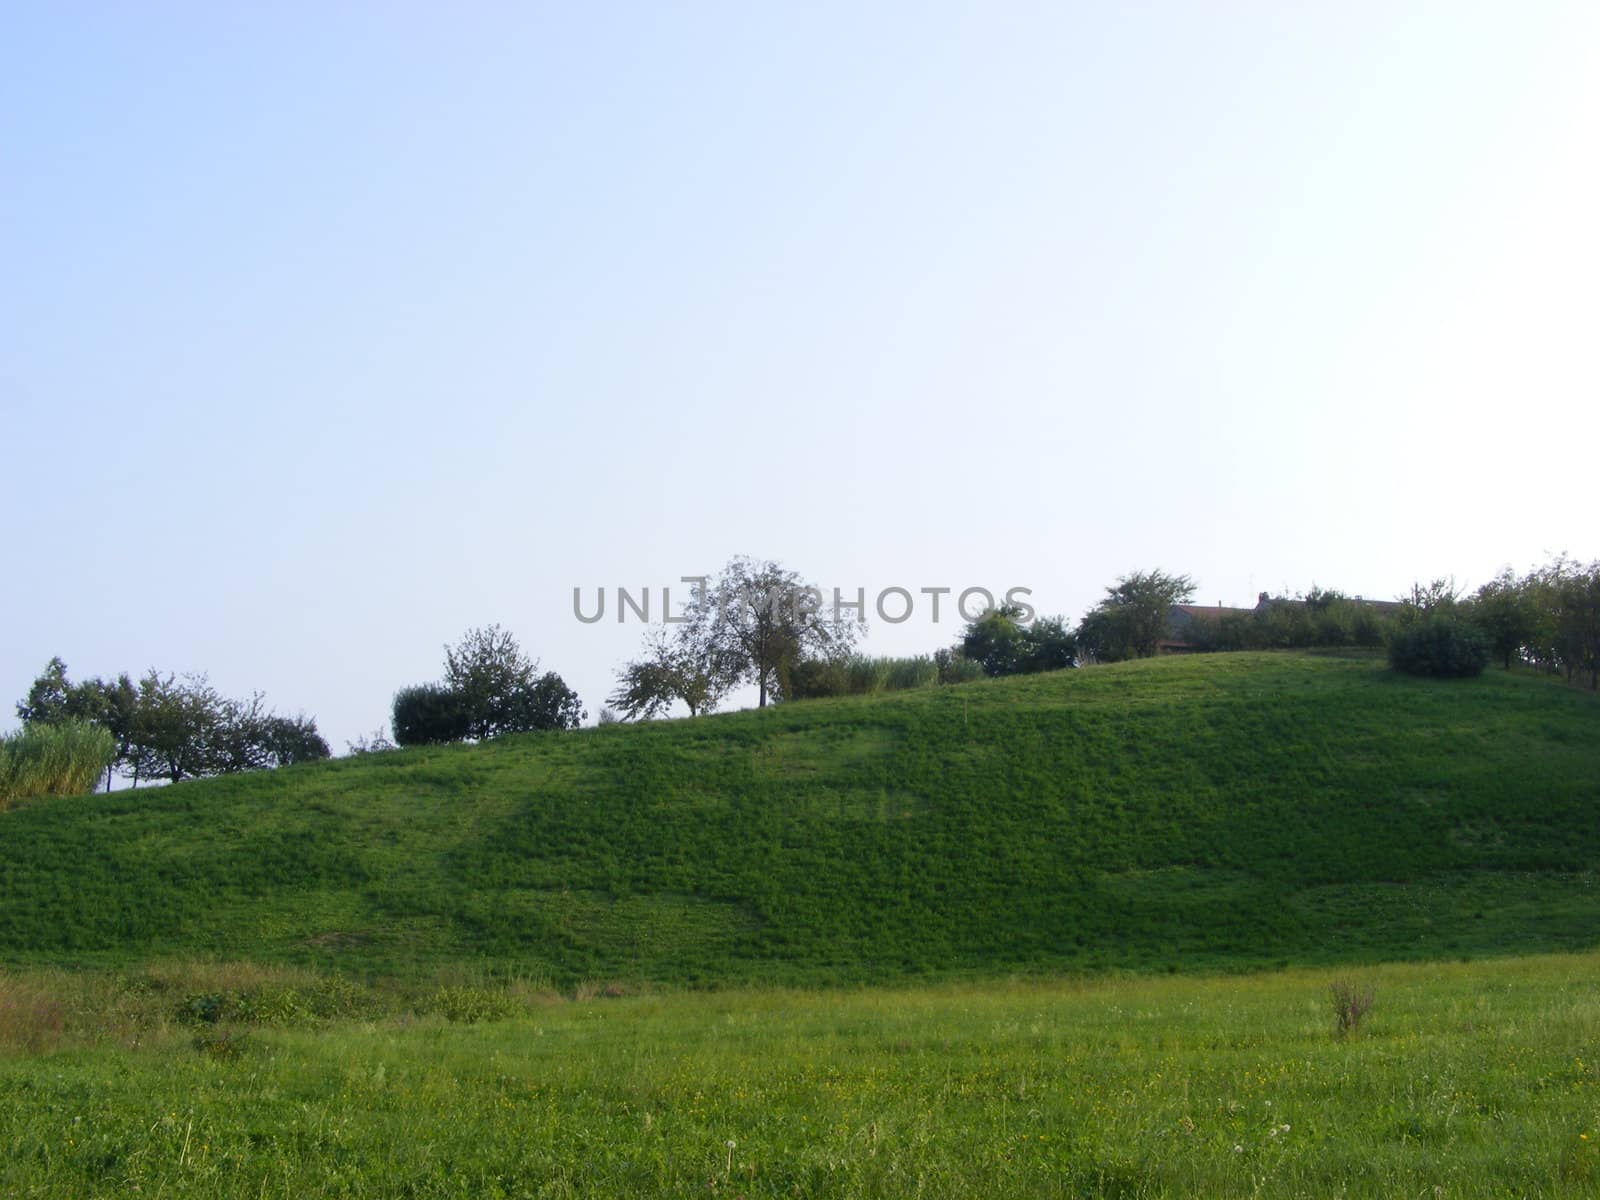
[4, 2, 1597, 743]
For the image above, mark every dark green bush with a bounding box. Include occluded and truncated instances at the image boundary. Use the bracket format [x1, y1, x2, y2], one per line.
[1388, 619, 1490, 678]
[392, 684, 473, 746]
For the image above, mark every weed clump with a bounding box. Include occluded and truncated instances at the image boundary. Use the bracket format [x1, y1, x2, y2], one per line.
[192, 1027, 251, 1061]
[428, 985, 517, 1024]
[1330, 978, 1375, 1035]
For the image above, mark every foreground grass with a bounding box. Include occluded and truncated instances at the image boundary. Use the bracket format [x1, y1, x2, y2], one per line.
[2, 954, 1598, 1197]
[3, 652, 1598, 985]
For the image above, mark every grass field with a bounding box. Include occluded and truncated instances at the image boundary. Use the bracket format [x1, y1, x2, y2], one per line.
[2, 651, 1597, 985]
[2, 651, 1598, 1195]
[2, 953, 1598, 1197]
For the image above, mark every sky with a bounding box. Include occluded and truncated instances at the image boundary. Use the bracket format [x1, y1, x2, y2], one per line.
[3, 1, 1597, 745]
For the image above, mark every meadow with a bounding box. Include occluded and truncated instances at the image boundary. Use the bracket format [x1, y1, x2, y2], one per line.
[1, 953, 1598, 1197]
[3, 651, 1598, 1196]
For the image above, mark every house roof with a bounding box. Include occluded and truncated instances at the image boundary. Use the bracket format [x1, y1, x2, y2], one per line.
[1255, 594, 1405, 615]
[1171, 604, 1254, 621]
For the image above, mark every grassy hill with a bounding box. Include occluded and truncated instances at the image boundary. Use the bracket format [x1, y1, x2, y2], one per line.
[2, 650, 1597, 985]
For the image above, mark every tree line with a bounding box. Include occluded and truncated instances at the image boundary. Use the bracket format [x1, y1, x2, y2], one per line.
[11, 658, 330, 797]
[1172, 557, 1600, 686]
[7, 552, 1593, 806]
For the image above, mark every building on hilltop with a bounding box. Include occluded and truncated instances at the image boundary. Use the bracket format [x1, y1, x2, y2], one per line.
[1161, 602, 1256, 652]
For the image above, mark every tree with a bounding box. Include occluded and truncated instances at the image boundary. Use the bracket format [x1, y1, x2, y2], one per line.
[1076, 569, 1197, 661]
[609, 624, 734, 720]
[506, 672, 585, 732]
[395, 626, 585, 743]
[1544, 558, 1600, 689]
[961, 605, 1029, 676]
[443, 624, 539, 741]
[1470, 569, 1540, 670]
[18, 659, 327, 786]
[959, 606, 1078, 677]
[1023, 615, 1079, 672]
[16, 657, 74, 725]
[260, 714, 332, 766]
[696, 557, 860, 707]
[1397, 578, 1461, 625]
[130, 671, 224, 785]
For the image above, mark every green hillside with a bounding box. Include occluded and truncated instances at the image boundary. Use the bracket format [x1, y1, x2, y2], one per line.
[2, 651, 1597, 984]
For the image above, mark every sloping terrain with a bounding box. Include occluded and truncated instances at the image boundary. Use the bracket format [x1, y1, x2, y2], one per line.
[2, 651, 1596, 984]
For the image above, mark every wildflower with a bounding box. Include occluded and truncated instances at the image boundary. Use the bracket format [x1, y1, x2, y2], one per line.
[1233, 1144, 1243, 1154]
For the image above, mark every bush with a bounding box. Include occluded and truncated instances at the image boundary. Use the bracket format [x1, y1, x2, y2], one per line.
[392, 684, 473, 746]
[1388, 619, 1490, 678]
[787, 655, 940, 701]
[934, 649, 985, 685]
[504, 672, 585, 732]
[1329, 979, 1375, 1035]
[394, 628, 586, 742]
[0, 720, 115, 809]
[428, 985, 517, 1024]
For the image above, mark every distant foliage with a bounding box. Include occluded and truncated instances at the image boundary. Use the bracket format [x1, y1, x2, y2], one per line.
[394, 626, 584, 745]
[392, 684, 473, 746]
[700, 557, 861, 708]
[786, 655, 940, 700]
[14, 659, 329, 787]
[934, 648, 985, 685]
[345, 727, 397, 755]
[1184, 594, 1394, 652]
[0, 720, 115, 809]
[959, 605, 1078, 676]
[1078, 570, 1196, 661]
[1388, 618, 1490, 678]
[507, 672, 585, 733]
[1478, 556, 1600, 689]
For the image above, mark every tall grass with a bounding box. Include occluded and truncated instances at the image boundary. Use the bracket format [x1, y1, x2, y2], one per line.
[0, 720, 115, 809]
[788, 654, 940, 699]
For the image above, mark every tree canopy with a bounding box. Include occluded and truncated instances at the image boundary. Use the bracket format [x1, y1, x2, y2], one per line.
[1076, 569, 1197, 662]
[392, 625, 583, 745]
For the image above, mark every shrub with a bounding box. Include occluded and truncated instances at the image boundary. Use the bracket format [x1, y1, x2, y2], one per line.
[1329, 979, 1375, 1035]
[428, 985, 517, 1024]
[0, 720, 115, 809]
[192, 1027, 251, 1060]
[786, 658, 848, 700]
[934, 649, 985, 685]
[787, 656, 940, 700]
[392, 684, 473, 746]
[1388, 618, 1490, 678]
